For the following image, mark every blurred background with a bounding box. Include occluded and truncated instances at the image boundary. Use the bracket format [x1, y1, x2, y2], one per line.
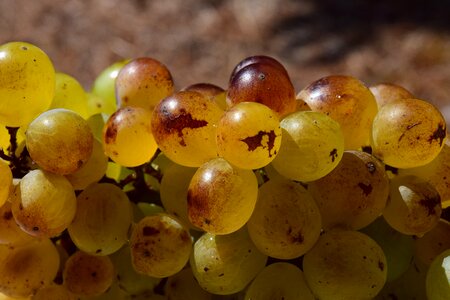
[1, 0, 449, 114]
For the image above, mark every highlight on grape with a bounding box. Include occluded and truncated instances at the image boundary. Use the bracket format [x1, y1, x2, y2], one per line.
[0, 40, 449, 299]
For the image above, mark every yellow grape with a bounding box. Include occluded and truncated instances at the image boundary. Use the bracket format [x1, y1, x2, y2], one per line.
[190, 228, 267, 295]
[130, 213, 192, 278]
[86, 92, 115, 118]
[11, 169, 76, 238]
[371, 98, 446, 168]
[216, 102, 282, 170]
[247, 179, 321, 259]
[271, 111, 344, 182]
[0, 41, 55, 127]
[26, 108, 94, 175]
[0, 238, 59, 298]
[369, 82, 414, 108]
[426, 249, 450, 300]
[244, 262, 315, 300]
[50, 72, 89, 119]
[187, 158, 258, 234]
[0, 201, 35, 246]
[63, 251, 115, 297]
[103, 106, 158, 167]
[303, 229, 387, 300]
[151, 91, 223, 167]
[308, 150, 389, 230]
[182, 82, 227, 110]
[32, 284, 78, 300]
[414, 219, 450, 267]
[68, 183, 132, 255]
[165, 268, 212, 300]
[0, 159, 12, 207]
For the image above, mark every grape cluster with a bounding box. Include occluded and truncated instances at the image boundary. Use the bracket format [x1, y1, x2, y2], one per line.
[0, 41, 449, 300]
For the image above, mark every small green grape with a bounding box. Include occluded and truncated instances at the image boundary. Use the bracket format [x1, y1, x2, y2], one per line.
[426, 249, 450, 300]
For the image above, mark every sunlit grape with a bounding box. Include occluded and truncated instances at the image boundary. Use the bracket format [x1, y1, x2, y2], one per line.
[229, 55, 289, 84]
[165, 268, 212, 300]
[369, 83, 414, 108]
[50, 72, 89, 119]
[426, 249, 450, 300]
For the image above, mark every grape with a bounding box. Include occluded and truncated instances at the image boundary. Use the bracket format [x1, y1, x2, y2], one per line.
[165, 268, 212, 300]
[11, 169, 76, 238]
[216, 102, 282, 170]
[68, 183, 132, 255]
[298, 75, 378, 150]
[229, 55, 289, 83]
[51, 72, 89, 119]
[0, 201, 35, 246]
[371, 98, 447, 168]
[295, 97, 311, 112]
[247, 179, 321, 259]
[187, 158, 258, 234]
[369, 83, 414, 108]
[115, 57, 174, 112]
[308, 150, 389, 230]
[190, 228, 267, 295]
[32, 284, 78, 300]
[361, 217, 414, 282]
[182, 82, 227, 110]
[130, 213, 192, 278]
[426, 249, 450, 300]
[303, 229, 387, 300]
[0, 159, 12, 207]
[383, 175, 441, 236]
[87, 93, 114, 118]
[63, 251, 115, 297]
[26, 108, 94, 175]
[0, 238, 59, 298]
[414, 219, 450, 267]
[0, 41, 55, 127]
[244, 262, 315, 300]
[103, 106, 158, 167]
[271, 111, 344, 182]
[151, 91, 223, 167]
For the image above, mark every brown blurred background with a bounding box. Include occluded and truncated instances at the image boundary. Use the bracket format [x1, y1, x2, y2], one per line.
[1, 0, 449, 116]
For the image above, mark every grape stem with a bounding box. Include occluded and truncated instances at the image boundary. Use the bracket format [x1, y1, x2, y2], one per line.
[0, 127, 31, 178]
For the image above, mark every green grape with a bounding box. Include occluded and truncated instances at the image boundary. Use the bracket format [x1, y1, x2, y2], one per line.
[303, 229, 387, 300]
[63, 251, 115, 297]
[32, 284, 78, 300]
[151, 91, 223, 167]
[426, 249, 450, 300]
[0, 159, 12, 207]
[26, 108, 94, 175]
[182, 83, 227, 110]
[308, 150, 389, 230]
[0, 41, 55, 127]
[216, 102, 282, 170]
[68, 183, 132, 255]
[361, 217, 414, 282]
[384, 175, 441, 236]
[130, 213, 192, 278]
[116, 57, 174, 112]
[51, 72, 89, 119]
[247, 179, 321, 259]
[91, 60, 129, 115]
[103, 106, 158, 167]
[271, 111, 344, 182]
[87, 92, 116, 118]
[371, 98, 447, 168]
[105, 161, 122, 181]
[0, 238, 59, 298]
[190, 228, 267, 295]
[298, 75, 378, 150]
[150, 152, 174, 175]
[165, 268, 212, 300]
[11, 169, 76, 238]
[136, 202, 165, 217]
[187, 158, 258, 234]
[0, 201, 35, 246]
[86, 113, 108, 142]
[66, 138, 108, 190]
[369, 83, 414, 108]
[245, 262, 315, 300]
[414, 219, 450, 267]
[160, 163, 198, 229]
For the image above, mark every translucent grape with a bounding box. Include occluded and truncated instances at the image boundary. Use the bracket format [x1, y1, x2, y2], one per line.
[116, 57, 174, 111]
[245, 262, 315, 300]
[165, 268, 212, 300]
[308, 150, 389, 230]
[151, 91, 223, 167]
[190, 228, 267, 295]
[369, 82, 414, 108]
[426, 249, 450, 300]
[414, 219, 450, 267]
[187, 158, 258, 234]
[216, 102, 282, 170]
[130, 213, 192, 278]
[247, 179, 321, 259]
[303, 229, 387, 300]
[271, 111, 344, 182]
[383, 175, 441, 236]
[50, 72, 89, 119]
[0, 238, 59, 298]
[87, 92, 115, 118]
[11, 169, 76, 238]
[68, 183, 132, 255]
[32, 284, 78, 300]
[26, 108, 94, 175]
[0, 41, 55, 127]
[0, 201, 35, 246]
[0, 159, 12, 207]
[182, 82, 227, 110]
[371, 98, 446, 168]
[63, 251, 115, 297]
[298, 75, 378, 150]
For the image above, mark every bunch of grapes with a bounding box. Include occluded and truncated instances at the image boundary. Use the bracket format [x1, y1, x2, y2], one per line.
[0, 41, 449, 300]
